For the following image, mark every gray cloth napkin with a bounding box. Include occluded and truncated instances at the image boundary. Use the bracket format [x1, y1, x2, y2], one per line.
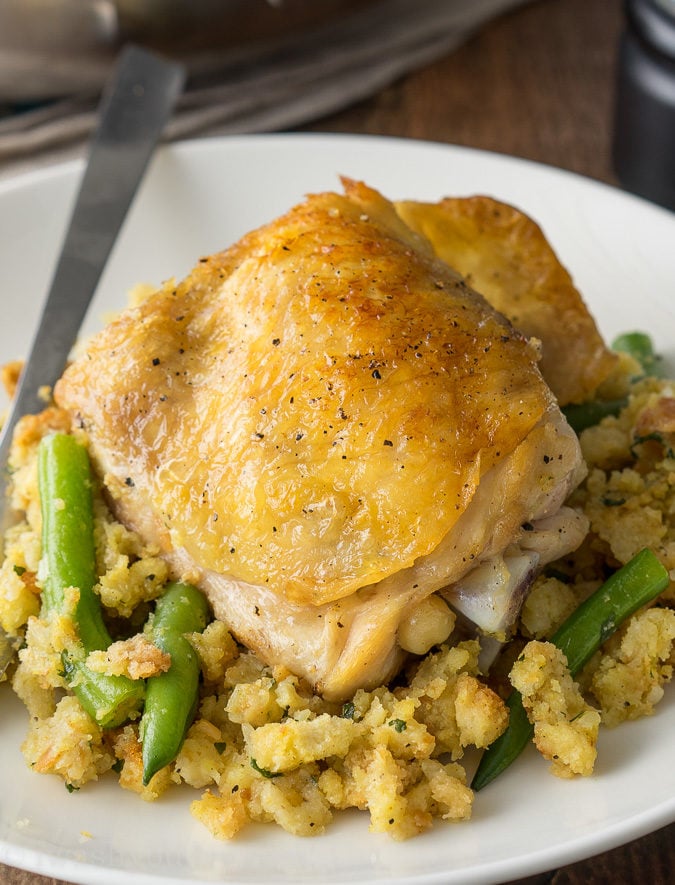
[0, 0, 529, 180]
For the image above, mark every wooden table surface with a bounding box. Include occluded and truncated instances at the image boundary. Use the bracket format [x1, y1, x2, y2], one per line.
[3, 0, 673, 883]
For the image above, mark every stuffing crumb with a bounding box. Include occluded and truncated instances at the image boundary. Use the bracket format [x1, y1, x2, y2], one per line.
[510, 641, 601, 778]
[406, 641, 509, 758]
[0, 549, 40, 634]
[174, 719, 226, 788]
[22, 695, 114, 789]
[244, 715, 356, 773]
[113, 725, 172, 800]
[191, 788, 250, 841]
[183, 644, 501, 840]
[573, 379, 675, 600]
[226, 676, 287, 727]
[86, 634, 171, 680]
[453, 672, 510, 748]
[94, 501, 169, 617]
[188, 620, 240, 685]
[590, 608, 675, 726]
[250, 767, 334, 837]
[520, 575, 580, 639]
[12, 608, 80, 719]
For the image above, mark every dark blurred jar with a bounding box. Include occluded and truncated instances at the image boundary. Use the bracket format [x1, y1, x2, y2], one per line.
[613, 0, 675, 211]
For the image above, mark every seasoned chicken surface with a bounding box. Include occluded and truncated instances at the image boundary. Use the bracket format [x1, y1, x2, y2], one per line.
[56, 180, 587, 699]
[395, 196, 617, 405]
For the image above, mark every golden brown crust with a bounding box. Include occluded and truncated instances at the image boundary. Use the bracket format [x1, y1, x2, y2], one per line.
[395, 195, 617, 405]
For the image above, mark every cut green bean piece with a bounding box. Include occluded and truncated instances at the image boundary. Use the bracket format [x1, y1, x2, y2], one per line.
[39, 432, 109, 650]
[548, 548, 669, 674]
[61, 655, 145, 728]
[471, 548, 669, 791]
[562, 397, 628, 434]
[141, 581, 210, 785]
[562, 332, 665, 434]
[38, 432, 144, 726]
[612, 331, 664, 377]
[469, 689, 531, 793]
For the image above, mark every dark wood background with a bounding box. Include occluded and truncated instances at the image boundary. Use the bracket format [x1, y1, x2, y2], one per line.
[3, 0, 673, 882]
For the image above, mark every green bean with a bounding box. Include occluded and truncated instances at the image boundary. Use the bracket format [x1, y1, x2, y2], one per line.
[549, 549, 669, 673]
[562, 332, 665, 434]
[38, 432, 144, 727]
[562, 397, 628, 434]
[471, 548, 669, 791]
[612, 331, 664, 378]
[469, 690, 532, 793]
[39, 432, 109, 649]
[61, 656, 146, 729]
[140, 581, 210, 785]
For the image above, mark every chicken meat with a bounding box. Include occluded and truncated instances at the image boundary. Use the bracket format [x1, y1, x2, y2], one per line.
[55, 180, 588, 700]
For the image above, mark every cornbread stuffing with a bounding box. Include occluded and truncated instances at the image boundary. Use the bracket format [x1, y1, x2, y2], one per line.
[510, 371, 675, 756]
[510, 640, 601, 778]
[0, 359, 674, 840]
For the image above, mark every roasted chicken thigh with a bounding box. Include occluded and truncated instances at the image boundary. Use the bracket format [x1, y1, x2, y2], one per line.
[55, 180, 587, 699]
[395, 195, 617, 406]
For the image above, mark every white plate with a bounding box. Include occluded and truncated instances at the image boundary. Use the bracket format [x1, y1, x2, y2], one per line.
[1, 134, 674, 885]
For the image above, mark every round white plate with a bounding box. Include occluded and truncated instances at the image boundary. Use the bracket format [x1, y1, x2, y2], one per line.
[0, 134, 674, 885]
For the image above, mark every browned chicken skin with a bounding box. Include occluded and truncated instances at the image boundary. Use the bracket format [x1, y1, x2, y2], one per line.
[396, 195, 617, 406]
[55, 180, 587, 699]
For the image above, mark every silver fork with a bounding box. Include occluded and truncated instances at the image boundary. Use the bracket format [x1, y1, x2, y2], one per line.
[0, 44, 185, 675]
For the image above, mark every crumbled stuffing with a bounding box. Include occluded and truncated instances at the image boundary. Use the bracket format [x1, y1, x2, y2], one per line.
[519, 575, 579, 639]
[510, 641, 601, 778]
[86, 634, 171, 680]
[22, 695, 114, 789]
[515, 374, 675, 776]
[113, 725, 173, 800]
[94, 501, 169, 617]
[182, 642, 503, 840]
[590, 608, 675, 726]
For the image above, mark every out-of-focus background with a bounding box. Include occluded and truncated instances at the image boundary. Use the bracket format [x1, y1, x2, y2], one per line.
[0, 0, 537, 177]
[1, 0, 674, 209]
[1, 1, 674, 883]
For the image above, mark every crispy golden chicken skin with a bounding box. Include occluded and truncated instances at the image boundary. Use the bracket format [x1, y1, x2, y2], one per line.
[55, 180, 587, 699]
[395, 196, 617, 405]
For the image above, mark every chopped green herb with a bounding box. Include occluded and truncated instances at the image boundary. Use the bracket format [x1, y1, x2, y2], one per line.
[388, 718, 407, 733]
[250, 758, 283, 779]
[12, 564, 26, 576]
[601, 496, 626, 507]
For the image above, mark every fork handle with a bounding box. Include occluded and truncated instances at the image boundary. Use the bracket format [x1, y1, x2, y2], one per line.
[0, 44, 184, 476]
